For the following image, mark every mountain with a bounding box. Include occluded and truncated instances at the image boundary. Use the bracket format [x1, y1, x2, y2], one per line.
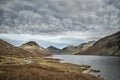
[21, 41, 40, 47]
[47, 46, 61, 54]
[77, 41, 95, 51]
[62, 45, 78, 54]
[62, 41, 95, 54]
[75, 31, 120, 56]
[20, 41, 51, 56]
[0, 39, 35, 58]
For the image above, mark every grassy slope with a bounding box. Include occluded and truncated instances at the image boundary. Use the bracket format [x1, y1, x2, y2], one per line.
[75, 31, 120, 55]
[0, 56, 103, 80]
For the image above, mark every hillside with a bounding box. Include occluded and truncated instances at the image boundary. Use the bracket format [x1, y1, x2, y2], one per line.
[62, 41, 95, 54]
[0, 40, 102, 80]
[0, 39, 35, 58]
[75, 31, 120, 56]
[47, 46, 62, 54]
[20, 41, 51, 56]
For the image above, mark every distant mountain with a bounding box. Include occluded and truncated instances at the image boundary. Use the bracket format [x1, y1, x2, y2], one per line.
[47, 46, 62, 54]
[20, 41, 51, 56]
[62, 45, 78, 54]
[62, 41, 95, 54]
[75, 31, 120, 56]
[0, 39, 35, 58]
[21, 41, 40, 47]
[77, 41, 95, 51]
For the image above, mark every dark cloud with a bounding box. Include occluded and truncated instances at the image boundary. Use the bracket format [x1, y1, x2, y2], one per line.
[0, 0, 120, 35]
[108, 0, 120, 9]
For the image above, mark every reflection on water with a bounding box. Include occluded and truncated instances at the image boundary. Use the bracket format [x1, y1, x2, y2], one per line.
[51, 55, 120, 80]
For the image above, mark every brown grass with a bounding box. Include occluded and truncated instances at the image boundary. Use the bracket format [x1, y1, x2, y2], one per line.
[0, 64, 102, 80]
[0, 56, 103, 80]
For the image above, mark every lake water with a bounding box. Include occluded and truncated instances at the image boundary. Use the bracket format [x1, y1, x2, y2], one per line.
[50, 55, 120, 80]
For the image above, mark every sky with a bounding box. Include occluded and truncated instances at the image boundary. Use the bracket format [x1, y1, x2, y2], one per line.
[0, 0, 120, 48]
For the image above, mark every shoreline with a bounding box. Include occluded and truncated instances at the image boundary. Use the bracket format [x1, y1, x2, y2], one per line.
[45, 56, 102, 78]
[47, 55, 102, 77]
[0, 56, 103, 80]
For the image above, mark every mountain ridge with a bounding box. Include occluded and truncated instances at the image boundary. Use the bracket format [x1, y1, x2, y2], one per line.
[47, 46, 62, 54]
[20, 41, 51, 56]
[47, 41, 95, 55]
[21, 41, 40, 47]
[75, 31, 120, 56]
[61, 41, 95, 54]
[0, 39, 36, 58]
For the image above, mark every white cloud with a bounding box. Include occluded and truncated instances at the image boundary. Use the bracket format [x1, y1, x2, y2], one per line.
[0, 30, 119, 48]
[0, 31, 108, 44]
[0, 0, 120, 35]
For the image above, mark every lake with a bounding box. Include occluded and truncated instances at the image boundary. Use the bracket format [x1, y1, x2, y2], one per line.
[50, 55, 120, 80]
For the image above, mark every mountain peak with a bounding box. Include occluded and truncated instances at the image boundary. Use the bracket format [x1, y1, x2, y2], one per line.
[0, 39, 14, 48]
[20, 41, 51, 56]
[47, 46, 61, 54]
[75, 31, 120, 56]
[21, 41, 40, 47]
[47, 46, 60, 49]
[0, 39, 36, 58]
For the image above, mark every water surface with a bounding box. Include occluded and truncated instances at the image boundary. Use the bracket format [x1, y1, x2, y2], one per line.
[50, 55, 120, 80]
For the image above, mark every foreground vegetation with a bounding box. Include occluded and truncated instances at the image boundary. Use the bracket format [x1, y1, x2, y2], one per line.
[0, 56, 103, 80]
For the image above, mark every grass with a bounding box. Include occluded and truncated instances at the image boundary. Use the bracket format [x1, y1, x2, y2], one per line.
[0, 56, 103, 80]
[0, 64, 102, 80]
[0, 56, 26, 64]
[31, 57, 90, 73]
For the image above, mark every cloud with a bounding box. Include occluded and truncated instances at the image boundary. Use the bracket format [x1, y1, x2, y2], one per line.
[0, 32, 101, 48]
[0, 33, 85, 43]
[0, 0, 120, 48]
[0, 33, 82, 48]
[0, 0, 119, 35]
